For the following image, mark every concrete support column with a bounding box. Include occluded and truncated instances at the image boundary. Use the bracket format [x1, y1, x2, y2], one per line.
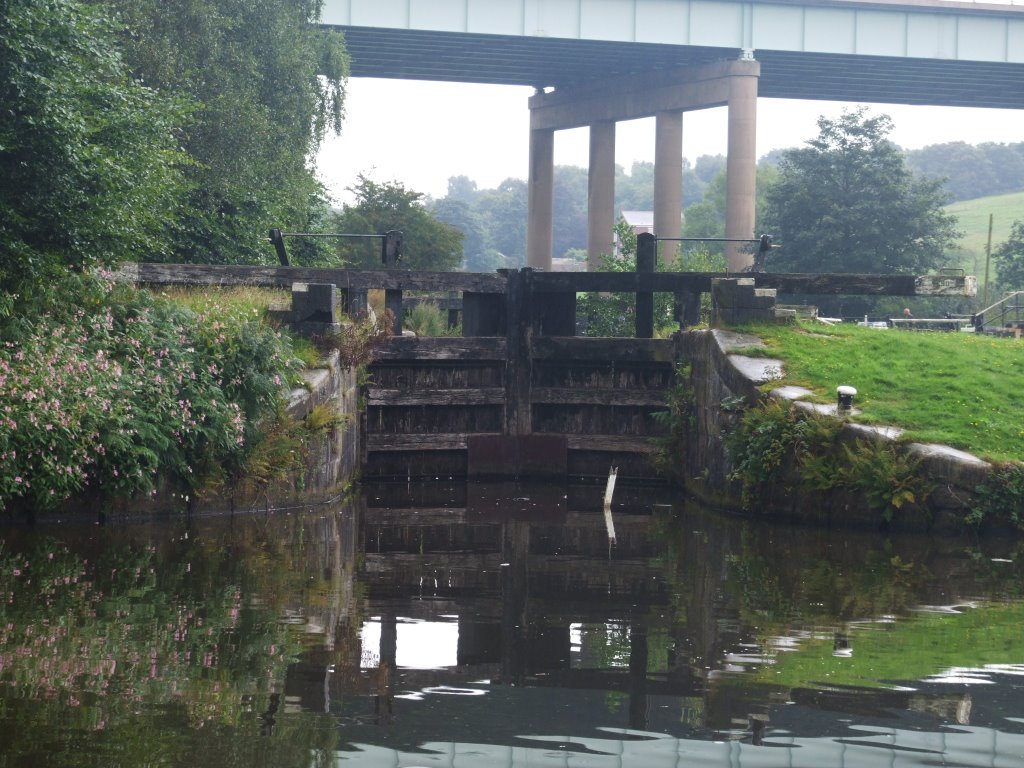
[725, 73, 758, 272]
[527, 127, 555, 270]
[654, 110, 684, 265]
[587, 121, 616, 271]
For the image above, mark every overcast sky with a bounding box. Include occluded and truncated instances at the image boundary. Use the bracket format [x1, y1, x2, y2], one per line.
[316, 78, 1024, 205]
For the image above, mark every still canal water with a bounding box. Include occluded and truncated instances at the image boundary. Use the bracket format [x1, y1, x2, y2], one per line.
[1, 481, 1023, 767]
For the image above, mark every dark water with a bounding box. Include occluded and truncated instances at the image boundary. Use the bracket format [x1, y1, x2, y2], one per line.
[2, 482, 1023, 768]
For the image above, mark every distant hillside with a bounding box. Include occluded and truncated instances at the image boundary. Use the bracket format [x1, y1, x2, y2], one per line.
[906, 142, 1024, 203]
[944, 191, 1024, 275]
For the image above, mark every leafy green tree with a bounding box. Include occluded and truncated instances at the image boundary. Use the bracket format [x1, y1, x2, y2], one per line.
[553, 165, 589, 259]
[476, 179, 528, 266]
[762, 109, 960, 274]
[330, 176, 463, 270]
[0, 0, 189, 300]
[429, 197, 487, 268]
[97, 0, 349, 265]
[993, 220, 1024, 289]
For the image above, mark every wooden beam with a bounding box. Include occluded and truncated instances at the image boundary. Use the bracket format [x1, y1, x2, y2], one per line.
[120, 263, 507, 293]
[531, 337, 675, 363]
[565, 435, 660, 454]
[372, 337, 507, 361]
[531, 387, 667, 407]
[367, 388, 506, 406]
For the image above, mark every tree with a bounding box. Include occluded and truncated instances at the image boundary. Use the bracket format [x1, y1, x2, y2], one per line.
[97, 0, 349, 265]
[762, 109, 960, 274]
[330, 175, 463, 270]
[993, 220, 1024, 289]
[476, 179, 528, 266]
[553, 165, 589, 259]
[0, 0, 189, 299]
[429, 196, 487, 268]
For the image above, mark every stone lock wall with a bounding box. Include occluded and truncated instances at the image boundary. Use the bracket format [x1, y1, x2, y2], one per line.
[676, 328, 994, 531]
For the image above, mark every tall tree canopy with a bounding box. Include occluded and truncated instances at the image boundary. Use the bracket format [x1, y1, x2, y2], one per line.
[993, 220, 1024, 290]
[762, 109, 960, 274]
[330, 176, 463, 271]
[97, 0, 348, 264]
[0, 0, 189, 300]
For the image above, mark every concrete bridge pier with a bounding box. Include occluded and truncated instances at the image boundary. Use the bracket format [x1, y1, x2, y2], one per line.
[527, 58, 760, 272]
[587, 121, 616, 272]
[654, 110, 684, 265]
[527, 126, 555, 270]
[725, 66, 758, 272]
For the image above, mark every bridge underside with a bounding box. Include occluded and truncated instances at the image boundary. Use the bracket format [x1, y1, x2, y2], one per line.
[335, 26, 1024, 109]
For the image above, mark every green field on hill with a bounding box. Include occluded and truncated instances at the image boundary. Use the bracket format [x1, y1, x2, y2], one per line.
[945, 191, 1024, 277]
[748, 321, 1024, 463]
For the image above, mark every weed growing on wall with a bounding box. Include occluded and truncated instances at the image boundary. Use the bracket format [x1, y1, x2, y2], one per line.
[653, 364, 696, 477]
[726, 398, 930, 520]
[725, 399, 805, 508]
[313, 310, 393, 368]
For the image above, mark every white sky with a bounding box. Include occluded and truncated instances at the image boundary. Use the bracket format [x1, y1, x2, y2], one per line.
[315, 78, 1024, 205]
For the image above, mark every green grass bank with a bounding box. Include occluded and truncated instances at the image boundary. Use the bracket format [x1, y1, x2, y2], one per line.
[744, 321, 1024, 463]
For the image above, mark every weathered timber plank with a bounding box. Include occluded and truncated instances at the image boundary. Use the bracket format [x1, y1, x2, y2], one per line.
[752, 273, 973, 296]
[123, 264, 975, 299]
[123, 263, 507, 293]
[565, 435, 660, 453]
[367, 388, 506, 406]
[533, 271, 711, 293]
[534, 271, 975, 297]
[531, 336, 676, 363]
[505, 269, 533, 436]
[372, 336, 507, 361]
[367, 433, 498, 451]
[915, 274, 978, 296]
[531, 387, 667, 407]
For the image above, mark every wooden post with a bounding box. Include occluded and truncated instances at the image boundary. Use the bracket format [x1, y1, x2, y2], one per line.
[675, 290, 701, 329]
[504, 269, 533, 436]
[463, 292, 505, 337]
[636, 233, 656, 338]
[385, 289, 403, 336]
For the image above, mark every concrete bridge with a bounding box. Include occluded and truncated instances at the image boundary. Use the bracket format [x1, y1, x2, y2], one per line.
[319, 0, 1024, 271]
[125, 256, 975, 482]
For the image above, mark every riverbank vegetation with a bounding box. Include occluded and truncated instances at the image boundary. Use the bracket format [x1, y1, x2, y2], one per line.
[0, 276, 308, 515]
[0, 0, 354, 515]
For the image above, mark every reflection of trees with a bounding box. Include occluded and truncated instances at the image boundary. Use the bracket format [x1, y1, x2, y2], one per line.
[0, 524, 343, 767]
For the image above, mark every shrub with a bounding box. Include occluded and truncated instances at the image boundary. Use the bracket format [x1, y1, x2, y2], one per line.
[726, 398, 929, 520]
[968, 463, 1024, 528]
[0, 276, 301, 512]
[404, 301, 456, 337]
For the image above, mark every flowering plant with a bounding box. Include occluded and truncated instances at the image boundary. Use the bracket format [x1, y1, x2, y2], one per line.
[0, 278, 301, 512]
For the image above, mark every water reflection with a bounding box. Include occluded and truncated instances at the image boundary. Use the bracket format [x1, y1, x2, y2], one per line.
[1, 483, 1023, 767]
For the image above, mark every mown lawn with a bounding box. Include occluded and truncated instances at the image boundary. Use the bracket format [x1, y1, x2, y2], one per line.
[746, 322, 1024, 463]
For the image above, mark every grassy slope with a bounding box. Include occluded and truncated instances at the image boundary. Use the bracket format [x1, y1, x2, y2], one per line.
[749, 322, 1024, 463]
[945, 191, 1024, 277]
